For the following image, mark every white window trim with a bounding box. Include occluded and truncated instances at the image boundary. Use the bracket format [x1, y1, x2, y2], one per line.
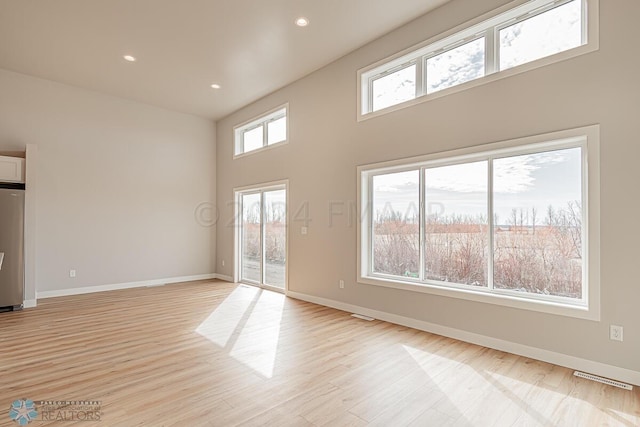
[357, 0, 599, 121]
[357, 125, 600, 321]
[233, 104, 289, 159]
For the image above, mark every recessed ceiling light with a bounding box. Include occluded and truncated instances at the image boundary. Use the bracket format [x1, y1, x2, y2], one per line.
[295, 17, 309, 27]
[210, 84, 221, 89]
[123, 55, 136, 62]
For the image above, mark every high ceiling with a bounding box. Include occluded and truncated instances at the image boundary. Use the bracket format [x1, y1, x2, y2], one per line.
[0, 0, 451, 120]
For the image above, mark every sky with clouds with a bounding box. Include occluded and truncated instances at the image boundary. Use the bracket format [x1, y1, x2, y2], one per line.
[372, 0, 582, 225]
[373, 147, 582, 225]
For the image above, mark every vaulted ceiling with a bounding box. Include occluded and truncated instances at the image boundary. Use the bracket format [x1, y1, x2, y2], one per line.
[0, 0, 451, 120]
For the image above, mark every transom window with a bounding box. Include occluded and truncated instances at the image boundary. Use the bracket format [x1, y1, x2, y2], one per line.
[359, 0, 597, 119]
[234, 105, 288, 157]
[358, 126, 600, 320]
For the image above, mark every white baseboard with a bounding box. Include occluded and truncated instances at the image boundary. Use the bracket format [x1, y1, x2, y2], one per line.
[215, 274, 234, 282]
[37, 274, 218, 299]
[23, 299, 37, 309]
[286, 290, 640, 387]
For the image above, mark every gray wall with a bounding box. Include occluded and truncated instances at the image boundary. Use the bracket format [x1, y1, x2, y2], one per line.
[216, 0, 639, 372]
[0, 69, 217, 293]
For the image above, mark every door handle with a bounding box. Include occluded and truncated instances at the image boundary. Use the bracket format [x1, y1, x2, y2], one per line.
[0, 252, 4, 270]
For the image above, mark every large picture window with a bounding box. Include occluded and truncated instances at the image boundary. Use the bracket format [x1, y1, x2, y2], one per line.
[358, 127, 600, 319]
[358, 0, 598, 119]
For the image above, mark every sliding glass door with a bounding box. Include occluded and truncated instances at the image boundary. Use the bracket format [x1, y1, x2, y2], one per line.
[238, 184, 287, 291]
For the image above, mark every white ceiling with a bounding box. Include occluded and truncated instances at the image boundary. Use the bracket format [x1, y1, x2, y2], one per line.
[0, 0, 450, 121]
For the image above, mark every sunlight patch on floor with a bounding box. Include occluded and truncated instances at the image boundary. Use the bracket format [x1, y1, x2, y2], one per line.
[230, 289, 284, 378]
[403, 344, 639, 426]
[196, 285, 284, 378]
[607, 408, 640, 425]
[402, 344, 556, 426]
[196, 285, 259, 347]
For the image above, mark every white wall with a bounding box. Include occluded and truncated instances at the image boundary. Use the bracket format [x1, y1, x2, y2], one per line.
[216, 0, 640, 375]
[0, 69, 217, 294]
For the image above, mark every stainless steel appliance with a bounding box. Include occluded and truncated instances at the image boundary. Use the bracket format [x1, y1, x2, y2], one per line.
[0, 183, 25, 311]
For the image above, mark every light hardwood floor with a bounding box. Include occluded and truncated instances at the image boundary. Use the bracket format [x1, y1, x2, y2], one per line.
[1, 280, 638, 426]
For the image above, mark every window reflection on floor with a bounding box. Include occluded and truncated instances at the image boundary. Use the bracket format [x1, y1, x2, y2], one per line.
[196, 285, 284, 378]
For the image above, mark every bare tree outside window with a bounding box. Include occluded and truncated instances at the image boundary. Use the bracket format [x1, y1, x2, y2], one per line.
[368, 146, 584, 300]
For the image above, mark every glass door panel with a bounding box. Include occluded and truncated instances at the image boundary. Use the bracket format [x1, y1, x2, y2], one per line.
[241, 193, 262, 283]
[264, 190, 286, 288]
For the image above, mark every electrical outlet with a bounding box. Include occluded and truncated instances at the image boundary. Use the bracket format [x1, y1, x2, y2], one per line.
[301, 226, 308, 235]
[610, 325, 623, 342]
[339, 280, 344, 289]
[69, 269, 76, 278]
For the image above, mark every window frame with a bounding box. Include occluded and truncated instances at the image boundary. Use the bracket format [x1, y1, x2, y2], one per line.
[357, 0, 599, 121]
[357, 125, 600, 320]
[234, 104, 289, 158]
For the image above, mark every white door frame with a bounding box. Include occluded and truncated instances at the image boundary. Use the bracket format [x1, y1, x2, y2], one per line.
[233, 179, 289, 293]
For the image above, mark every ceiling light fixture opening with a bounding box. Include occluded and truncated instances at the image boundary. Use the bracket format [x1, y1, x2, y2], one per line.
[210, 84, 221, 89]
[295, 17, 309, 27]
[123, 55, 137, 62]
